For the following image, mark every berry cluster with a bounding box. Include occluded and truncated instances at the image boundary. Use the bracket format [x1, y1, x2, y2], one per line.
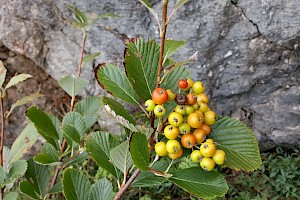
[145, 78, 225, 171]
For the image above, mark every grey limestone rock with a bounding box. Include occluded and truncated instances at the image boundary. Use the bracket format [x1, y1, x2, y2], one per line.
[0, 0, 299, 150]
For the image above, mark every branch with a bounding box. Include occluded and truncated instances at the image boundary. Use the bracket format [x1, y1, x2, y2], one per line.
[114, 169, 141, 200]
[156, 0, 169, 88]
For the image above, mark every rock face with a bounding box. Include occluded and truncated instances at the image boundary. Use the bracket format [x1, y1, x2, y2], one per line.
[0, 0, 299, 150]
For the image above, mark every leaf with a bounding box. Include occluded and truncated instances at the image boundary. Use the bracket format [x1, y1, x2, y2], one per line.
[4, 74, 32, 90]
[7, 160, 28, 179]
[131, 172, 165, 187]
[132, 160, 169, 187]
[48, 115, 63, 141]
[0, 60, 7, 89]
[3, 192, 18, 200]
[138, 0, 160, 30]
[85, 132, 118, 177]
[74, 96, 101, 130]
[48, 182, 62, 194]
[82, 52, 100, 64]
[110, 140, 133, 174]
[20, 181, 40, 199]
[103, 104, 152, 133]
[62, 124, 81, 144]
[0, 166, 4, 185]
[75, 96, 101, 115]
[95, 63, 139, 105]
[34, 143, 59, 165]
[64, 151, 88, 168]
[125, 39, 160, 101]
[58, 75, 89, 97]
[163, 40, 187, 64]
[170, 167, 228, 199]
[209, 116, 262, 171]
[130, 133, 149, 171]
[88, 178, 113, 200]
[62, 112, 87, 137]
[175, 0, 190, 9]
[25, 159, 50, 196]
[91, 13, 120, 24]
[7, 93, 44, 118]
[26, 107, 59, 148]
[102, 96, 136, 125]
[7, 123, 39, 168]
[65, 4, 89, 28]
[62, 168, 91, 200]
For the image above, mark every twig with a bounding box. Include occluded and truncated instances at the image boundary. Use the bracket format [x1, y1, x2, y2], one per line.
[0, 97, 4, 200]
[114, 169, 141, 200]
[156, 0, 169, 88]
[0, 98, 5, 166]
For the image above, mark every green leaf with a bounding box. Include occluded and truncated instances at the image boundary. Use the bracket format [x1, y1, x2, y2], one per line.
[48, 115, 63, 141]
[7, 123, 39, 168]
[110, 140, 133, 174]
[20, 181, 40, 199]
[48, 182, 62, 194]
[209, 116, 262, 171]
[95, 63, 139, 105]
[138, 0, 160, 30]
[102, 96, 136, 125]
[4, 74, 32, 90]
[26, 107, 59, 147]
[132, 172, 165, 187]
[62, 124, 81, 144]
[103, 104, 152, 133]
[170, 167, 228, 199]
[34, 143, 59, 165]
[3, 192, 18, 200]
[34, 154, 58, 165]
[82, 52, 100, 65]
[25, 159, 50, 196]
[58, 75, 89, 97]
[88, 178, 113, 200]
[132, 160, 169, 187]
[62, 112, 86, 137]
[0, 60, 7, 89]
[74, 96, 101, 130]
[6, 93, 44, 118]
[163, 40, 187, 63]
[65, 4, 89, 28]
[85, 132, 118, 177]
[0, 166, 4, 185]
[175, 0, 190, 9]
[91, 13, 120, 25]
[7, 160, 27, 179]
[125, 39, 160, 101]
[62, 168, 91, 200]
[130, 133, 149, 171]
[64, 151, 88, 168]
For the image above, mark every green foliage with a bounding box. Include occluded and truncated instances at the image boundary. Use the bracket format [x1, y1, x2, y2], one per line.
[163, 40, 186, 64]
[110, 140, 133, 174]
[58, 75, 89, 97]
[125, 39, 160, 101]
[130, 132, 149, 171]
[170, 167, 228, 199]
[85, 132, 119, 177]
[20, 159, 51, 199]
[95, 64, 140, 105]
[88, 178, 113, 200]
[209, 116, 262, 171]
[26, 106, 59, 148]
[63, 168, 91, 200]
